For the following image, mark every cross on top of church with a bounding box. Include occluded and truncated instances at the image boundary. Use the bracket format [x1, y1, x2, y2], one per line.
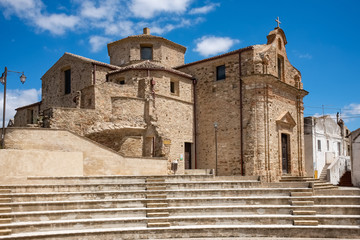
[275, 17, 281, 28]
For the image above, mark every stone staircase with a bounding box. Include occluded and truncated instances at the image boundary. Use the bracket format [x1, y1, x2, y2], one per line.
[319, 163, 330, 180]
[0, 175, 359, 239]
[280, 175, 338, 189]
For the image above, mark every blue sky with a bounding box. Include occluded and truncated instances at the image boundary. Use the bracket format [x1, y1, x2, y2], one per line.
[0, 0, 359, 130]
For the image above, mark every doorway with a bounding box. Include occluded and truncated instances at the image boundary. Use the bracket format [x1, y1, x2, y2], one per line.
[185, 142, 192, 169]
[281, 133, 290, 174]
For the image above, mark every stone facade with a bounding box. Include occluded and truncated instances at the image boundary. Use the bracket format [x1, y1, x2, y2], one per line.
[13, 27, 308, 181]
[350, 128, 360, 186]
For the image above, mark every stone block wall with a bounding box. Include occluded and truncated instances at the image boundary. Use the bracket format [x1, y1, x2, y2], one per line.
[108, 37, 185, 68]
[14, 103, 41, 127]
[41, 55, 93, 110]
[179, 54, 242, 175]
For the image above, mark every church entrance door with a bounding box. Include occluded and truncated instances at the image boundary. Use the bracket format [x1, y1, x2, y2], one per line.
[281, 134, 289, 174]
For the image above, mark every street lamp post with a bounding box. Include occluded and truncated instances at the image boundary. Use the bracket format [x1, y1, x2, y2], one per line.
[0, 67, 26, 148]
[214, 122, 218, 176]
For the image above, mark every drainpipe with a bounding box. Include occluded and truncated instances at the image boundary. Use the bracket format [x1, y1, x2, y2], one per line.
[193, 77, 197, 169]
[239, 51, 244, 176]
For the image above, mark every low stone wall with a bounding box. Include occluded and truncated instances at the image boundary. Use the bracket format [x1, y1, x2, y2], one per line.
[4, 128, 167, 176]
[0, 149, 83, 177]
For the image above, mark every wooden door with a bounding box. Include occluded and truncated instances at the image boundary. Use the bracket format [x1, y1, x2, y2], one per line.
[281, 134, 289, 174]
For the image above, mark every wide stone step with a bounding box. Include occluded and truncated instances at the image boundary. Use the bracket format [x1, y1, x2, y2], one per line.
[0, 200, 10, 204]
[0, 188, 314, 202]
[315, 188, 360, 196]
[0, 209, 11, 214]
[0, 217, 148, 234]
[2, 180, 261, 193]
[293, 220, 318, 226]
[147, 222, 170, 228]
[292, 210, 316, 215]
[291, 201, 314, 206]
[0, 208, 146, 222]
[0, 191, 10, 195]
[0, 224, 359, 239]
[0, 199, 146, 212]
[0, 219, 11, 224]
[26, 175, 216, 184]
[3, 214, 359, 235]
[0, 229, 11, 236]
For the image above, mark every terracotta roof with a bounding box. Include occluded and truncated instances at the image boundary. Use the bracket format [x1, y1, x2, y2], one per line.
[107, 34, 186, 53]
[64, 52, 120, 70]
[108, 60, 193, 79]
[175, 46, 253, 69]
[15, 101, 42, 111]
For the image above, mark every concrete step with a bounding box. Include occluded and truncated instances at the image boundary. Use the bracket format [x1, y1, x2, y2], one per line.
[0, 219, 11, 224]
[0, 225, 359, 240]
[26, 175, 216, 184]
[0, 199, 146, 212]
[0, 191, 10, 195]
[290, 192, 313, 197]
[0, 229, 11, 236]
[292, 210, 316, 215]
[0, 217, 148, 234]
[315, 188, 360, 196]
[4, 215, 359, 234]
[146, 212, 169, 218]
[293, 220, 318, 226]
[0, 200, 10, 204]
[146, 179, 165, 183]
[0, 188, 314, 202]
[0, 209, 11, 214]
[291, 201, 314, 206]
[147, 203, 168, 208]
[147, 222, 170, 228]
[0, 208, 146, 222]
[146, 186, 167, 191]
[146, 194, 167, 199]
[0, 181, 265, 193]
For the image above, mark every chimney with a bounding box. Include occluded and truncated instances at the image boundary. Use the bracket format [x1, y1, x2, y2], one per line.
[143, 27, 150, 35]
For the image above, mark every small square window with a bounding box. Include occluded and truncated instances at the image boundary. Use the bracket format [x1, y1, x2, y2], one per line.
[216, 65, 225, 81]
[141, 46, 152, 60]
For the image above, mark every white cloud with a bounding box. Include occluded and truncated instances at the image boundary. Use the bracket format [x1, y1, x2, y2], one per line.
[0, 0, 215, 49]
[189, 3, 220, 15]
[0, 88, 41, 126]
[103, 21, 135, 36]
[35, 14, 80, 35]
[89, 35, 111, 52]
[194, 36, 240, 57]
[0, 0, 79, 35]
[130, 0, 192, 19]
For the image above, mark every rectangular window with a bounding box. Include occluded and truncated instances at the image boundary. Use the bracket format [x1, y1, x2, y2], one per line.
[170, 81, 175, 93]
[141, 46, 152, 60]
[170, 80, 179, 96]
[216, 65, 225, 81]
[278, 56, 284, 80]
[64, 69, 71, 94]
[317, 140, 321, 152]
[337, 142, 341, 155]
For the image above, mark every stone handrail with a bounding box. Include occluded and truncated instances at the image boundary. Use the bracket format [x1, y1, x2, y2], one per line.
[327, 156, 351, 185]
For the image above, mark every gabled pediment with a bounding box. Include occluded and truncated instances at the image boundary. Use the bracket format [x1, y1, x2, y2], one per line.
[276, 111, 296, 128]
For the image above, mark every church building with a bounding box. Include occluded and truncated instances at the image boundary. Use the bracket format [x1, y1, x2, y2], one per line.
[14, 24, 308, 182]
